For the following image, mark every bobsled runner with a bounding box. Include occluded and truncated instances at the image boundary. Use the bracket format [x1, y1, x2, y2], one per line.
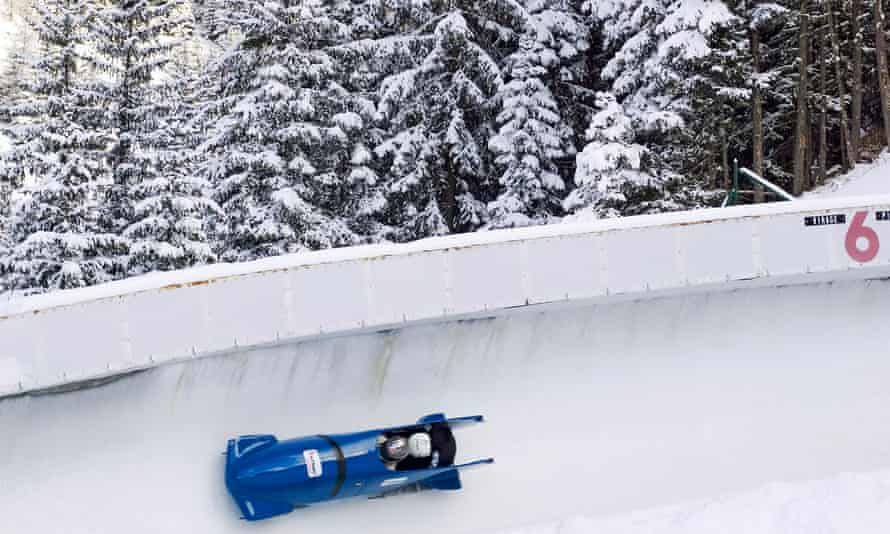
[224, 413, 493, 521]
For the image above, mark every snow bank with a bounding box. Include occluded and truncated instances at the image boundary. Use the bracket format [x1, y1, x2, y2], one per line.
[807, 151, 890, 198]
[487, 470, 890, 534]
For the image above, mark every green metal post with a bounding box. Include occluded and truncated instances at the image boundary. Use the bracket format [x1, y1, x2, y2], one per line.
[733, 158, 739, 191]
[725, 158, 739, 206]
[723, 157, 793, 208]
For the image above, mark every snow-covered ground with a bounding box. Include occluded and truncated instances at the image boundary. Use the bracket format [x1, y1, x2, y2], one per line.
[488, 469, 890, 534]
[807, 151, 890, 198]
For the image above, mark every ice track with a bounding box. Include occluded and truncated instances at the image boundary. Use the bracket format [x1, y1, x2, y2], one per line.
[2, 279, 890, 533]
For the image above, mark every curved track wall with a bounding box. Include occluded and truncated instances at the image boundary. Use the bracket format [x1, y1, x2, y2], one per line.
[3, 196, 890, 397]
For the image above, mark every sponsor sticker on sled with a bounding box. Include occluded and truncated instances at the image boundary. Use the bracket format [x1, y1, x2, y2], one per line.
[303, 449, 322, 478]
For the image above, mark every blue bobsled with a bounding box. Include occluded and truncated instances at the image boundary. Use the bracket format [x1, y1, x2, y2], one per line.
[224, 413, 493, 521]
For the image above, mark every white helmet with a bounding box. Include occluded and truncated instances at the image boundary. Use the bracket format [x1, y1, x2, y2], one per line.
[408, 432, 432, 458]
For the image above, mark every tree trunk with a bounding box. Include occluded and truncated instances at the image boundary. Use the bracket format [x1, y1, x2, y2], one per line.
[722, 137, 730, 190]
[443, 152, 458, 232]
[751, 28, 765, 203]
[850, 0, 863, 160]
[876, 0, 890, 148]
[818, 27, 829, 185]
[794, 1, 810, 196]
[711, 141, 722, 189]
[827, 0, 855, 171]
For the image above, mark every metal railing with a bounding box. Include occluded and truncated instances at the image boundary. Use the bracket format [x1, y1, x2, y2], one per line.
[723, 159, 795, 207]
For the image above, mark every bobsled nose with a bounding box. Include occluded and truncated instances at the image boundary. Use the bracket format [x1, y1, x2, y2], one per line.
[227, 435, 279, 462]
[225, 436, 278, 491]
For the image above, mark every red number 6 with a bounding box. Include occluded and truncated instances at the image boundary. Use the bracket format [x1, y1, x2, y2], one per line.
[845, 211, 880, 263]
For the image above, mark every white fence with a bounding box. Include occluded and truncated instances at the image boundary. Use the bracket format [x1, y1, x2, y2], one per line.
[2, 195, 890, 397]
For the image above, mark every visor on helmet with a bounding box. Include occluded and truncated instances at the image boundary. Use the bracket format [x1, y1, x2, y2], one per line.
[384, 436, 410, 461]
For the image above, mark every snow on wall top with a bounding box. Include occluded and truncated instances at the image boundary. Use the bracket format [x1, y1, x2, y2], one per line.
[3, 193, 889, 319]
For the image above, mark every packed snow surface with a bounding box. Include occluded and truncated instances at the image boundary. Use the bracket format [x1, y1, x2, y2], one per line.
[486, 470, 890, 534]
[808, 151, 890, 198]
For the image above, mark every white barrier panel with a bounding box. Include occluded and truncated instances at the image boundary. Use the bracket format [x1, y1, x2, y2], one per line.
[2, 196, 890, 397]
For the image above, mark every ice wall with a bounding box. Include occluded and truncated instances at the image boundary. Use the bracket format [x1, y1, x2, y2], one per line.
[3, 196, 890, 398]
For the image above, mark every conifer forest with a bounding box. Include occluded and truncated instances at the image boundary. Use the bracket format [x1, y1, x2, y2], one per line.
[1, 0, 890, 295]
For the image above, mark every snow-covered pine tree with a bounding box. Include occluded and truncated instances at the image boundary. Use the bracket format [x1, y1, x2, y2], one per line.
[198, 0, 365, 262]
[0, 0, 123, 293]
[488, 37, 566, 228]
[483, 0, 593, 228]
[124, 86, 221, 275]
[745, 1, 806, 190]
[90, 0, 189, 265]
[289, 1, 394, 245]
[197, 33, 297, 260]
[192, 0, 235, 42]
[91, 3, 221, 276]
[376, 4, 514, 240]
[589, 0, 737, 168]
[317, 1, 426, 243]
[321, 1, 448, 242]
[563, 91, 657, 220]
[0, 152, 10, 294]
[682, 2, 753, 188]
[1, 75, 16, 294]
[521, 0, 590, 155]
[751, 0, 791, 189]
[316, 93, 386, 243]
[0, 15, 29, 105]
